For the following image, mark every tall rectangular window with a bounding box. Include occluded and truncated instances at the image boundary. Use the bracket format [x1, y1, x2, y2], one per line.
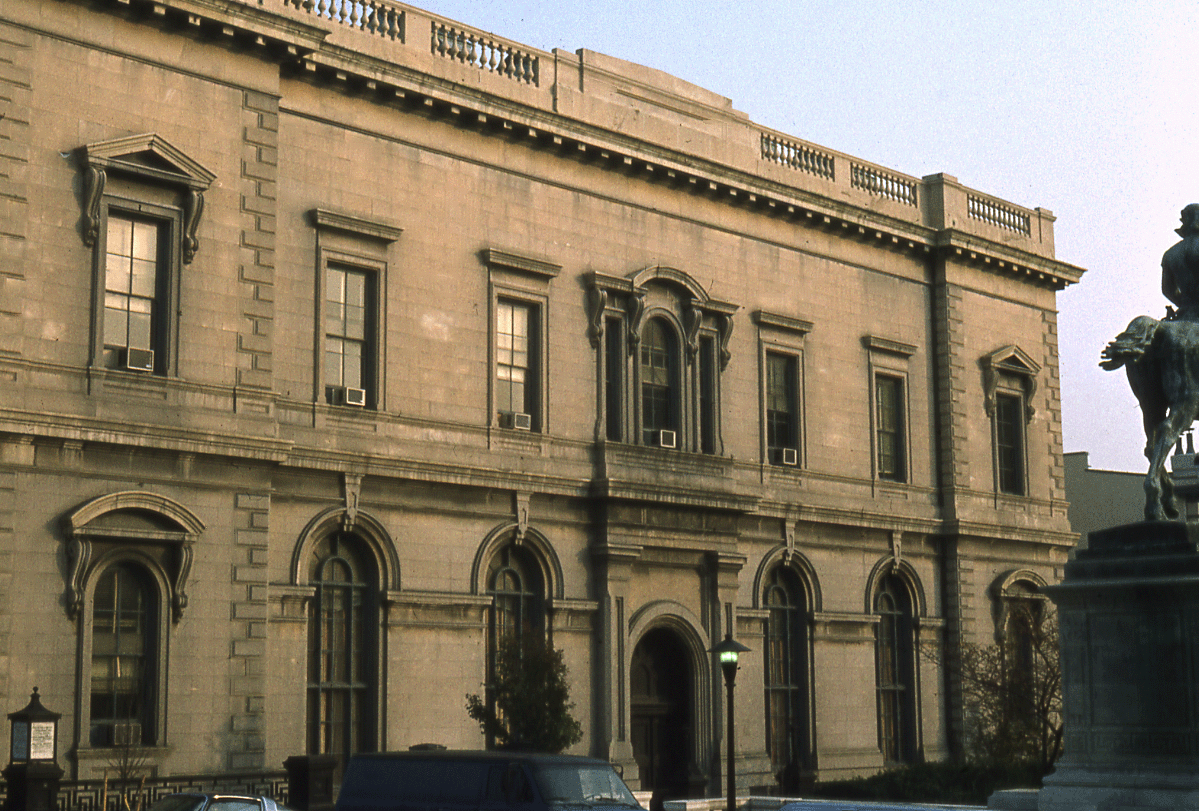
[605, 317, 624, 441]
[876, 375, 906, 482]
[699, 336, 717, 454]
[91, 564, 155, 747]
[996, 393, 1026, 495]
[496, 300, 536, 426]
[325, 265, 375, 406]
[103, 214, 165, 372]
[766, 352, 798, 464]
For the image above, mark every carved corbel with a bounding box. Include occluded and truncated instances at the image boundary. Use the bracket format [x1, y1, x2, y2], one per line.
[171, 540, 194, 622]
[626, 290, 646, 354]
[683, 302, 703, 360]
[782, 517, 797, 564]
[82, 165, 106, 248]
[182, 189, 205, 264]
[342, 473, 363, 532]
[65, 536, 93, 621]
[717, 312, 734, 370]
[587, 287, 608, 349]
[514, 492, 530, 543]
[889, 530, 903, 570]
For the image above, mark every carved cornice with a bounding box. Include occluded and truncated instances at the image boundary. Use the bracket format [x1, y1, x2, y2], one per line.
[311, 208, 404, 243]
[863, 335, 918, 358]
[753, 310, 814, 336]
[485, 248, 561, 279]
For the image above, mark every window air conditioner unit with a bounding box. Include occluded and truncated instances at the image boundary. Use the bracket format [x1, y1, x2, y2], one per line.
[500, 411, 532, 430]
[111, 722, 142, 747]
[656, 429, 677, 449]
[123, 347, 154, 372]
[782, 447, 799, 466]
[344, 387, 367, 407]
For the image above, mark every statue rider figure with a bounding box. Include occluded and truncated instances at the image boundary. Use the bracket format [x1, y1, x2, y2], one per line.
[1162, 203, 1199, 320]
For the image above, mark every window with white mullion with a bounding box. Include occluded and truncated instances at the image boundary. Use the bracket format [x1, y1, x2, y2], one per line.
[325, 265, 372, 403]
[496, 300, 531, 419]
[103, 214, 163, 370]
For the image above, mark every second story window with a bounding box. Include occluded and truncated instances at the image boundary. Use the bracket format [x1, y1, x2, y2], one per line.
[310, 209, 402, 411]
[103, 214, 166, 373]
[766, 352, 799, 464]
[995, 392, 1026, 495]
[641, 317, 679, 446]
[79, 134, 216, 380]
[496, 299, 538, 429]
[875, 375, 906, 482]
[590, 268, 736, 453]
[325, 265, 375, 407]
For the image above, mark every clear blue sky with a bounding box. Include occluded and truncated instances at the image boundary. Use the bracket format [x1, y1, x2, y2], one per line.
[418, 0, 1199, 473]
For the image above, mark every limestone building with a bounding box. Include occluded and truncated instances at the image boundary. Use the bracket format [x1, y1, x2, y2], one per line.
[0, 0, 1083, 797]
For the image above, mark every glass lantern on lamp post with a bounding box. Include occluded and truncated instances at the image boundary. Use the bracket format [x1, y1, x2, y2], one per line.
[710, 635, 750, 811]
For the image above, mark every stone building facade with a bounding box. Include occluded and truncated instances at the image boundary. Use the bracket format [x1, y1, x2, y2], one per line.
[0, 0, 1083, 797]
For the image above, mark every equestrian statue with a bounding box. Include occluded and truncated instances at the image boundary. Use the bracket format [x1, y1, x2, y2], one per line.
[1102, 204, 1199, 520]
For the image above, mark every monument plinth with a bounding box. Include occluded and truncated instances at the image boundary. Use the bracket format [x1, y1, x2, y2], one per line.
[1039, 521, 1199, 811]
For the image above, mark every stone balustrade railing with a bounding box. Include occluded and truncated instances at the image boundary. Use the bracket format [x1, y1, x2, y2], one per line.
[760, 133, 835, 181]
[850, 162, 918, 206]
[282, 0, 405, 41]
[207, 0, 1057, 259]
[432, 21, 539, 85]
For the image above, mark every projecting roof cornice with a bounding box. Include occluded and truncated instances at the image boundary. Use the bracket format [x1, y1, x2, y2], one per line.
[75, 0, 1083, 290]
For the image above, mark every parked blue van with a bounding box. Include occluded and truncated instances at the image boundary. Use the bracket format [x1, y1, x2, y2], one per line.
[336, 751, 643, 811]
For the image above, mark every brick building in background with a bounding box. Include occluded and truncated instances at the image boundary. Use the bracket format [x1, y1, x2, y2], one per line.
[0, 0, 1083, 798]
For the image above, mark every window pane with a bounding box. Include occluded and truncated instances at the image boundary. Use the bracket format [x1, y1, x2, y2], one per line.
[132, 220, 158, 261]
[91, 564, 154, 747]
[876, 376, 905, 481]
[496, 300, 535, 420]
[997, 393, 1025, 495]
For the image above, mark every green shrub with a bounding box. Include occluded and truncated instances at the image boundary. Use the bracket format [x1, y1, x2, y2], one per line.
[805, 760, 1044, 806]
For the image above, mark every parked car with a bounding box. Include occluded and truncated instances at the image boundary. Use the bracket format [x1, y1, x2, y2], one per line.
[147, 793, 293, 811]
[336, 751, 643, 811]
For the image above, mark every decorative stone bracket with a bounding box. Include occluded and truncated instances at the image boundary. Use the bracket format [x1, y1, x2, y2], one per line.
[79, 133, 216, 264]
[981, 345, 1040, 422]
[588, 267, 738, 369]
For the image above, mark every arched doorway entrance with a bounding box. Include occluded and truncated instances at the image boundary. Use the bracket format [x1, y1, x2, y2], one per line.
[631, 627, 694, 808]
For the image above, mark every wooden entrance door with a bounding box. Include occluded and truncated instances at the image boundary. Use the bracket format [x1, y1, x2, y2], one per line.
[630, 628, 692, 808]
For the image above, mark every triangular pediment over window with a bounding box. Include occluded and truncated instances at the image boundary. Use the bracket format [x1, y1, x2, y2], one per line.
[82, 133, 215, 190]
[982, 345, 1040, 419]
[986, 345, 1040, 377]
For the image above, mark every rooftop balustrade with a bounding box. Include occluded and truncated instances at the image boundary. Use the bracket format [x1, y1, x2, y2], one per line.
[178, 0, 1058, 261]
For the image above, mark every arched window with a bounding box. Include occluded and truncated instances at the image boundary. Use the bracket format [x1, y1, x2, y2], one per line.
[874, 573, 917, 764]
[998, 580, 1046, 724]
[90, 563, 157, 747]
[640, 317, 679, 446]
[66, 491, 202, 765]
[307, 533, 379, 768]
[763, 566, 811, 786]
[487, 543, 545, 648]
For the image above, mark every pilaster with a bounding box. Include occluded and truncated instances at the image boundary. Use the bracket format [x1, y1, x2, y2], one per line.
[236, 90, 278, 399]
[0, 24, 30, 357]
[229, 492, 270, 770]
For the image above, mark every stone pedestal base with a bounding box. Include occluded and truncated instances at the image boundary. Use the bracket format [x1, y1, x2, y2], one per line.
[1039, 521, 1199, 811]
[1039, 765, 1199, 811]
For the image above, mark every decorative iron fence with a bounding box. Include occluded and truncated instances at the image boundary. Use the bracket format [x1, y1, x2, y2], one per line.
[0, 771, 289, 811]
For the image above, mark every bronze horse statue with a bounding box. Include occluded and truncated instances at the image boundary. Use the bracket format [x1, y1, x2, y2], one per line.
[1101, 313, 1199, 520]
[1101, 205, 1199, 521]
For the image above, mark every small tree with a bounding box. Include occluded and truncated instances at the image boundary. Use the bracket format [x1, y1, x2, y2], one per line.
[927, 610, 1063, 773]
[466, 633, 583, 753]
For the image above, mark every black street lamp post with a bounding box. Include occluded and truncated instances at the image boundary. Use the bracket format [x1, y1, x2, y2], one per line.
[711, 635, 750, 811]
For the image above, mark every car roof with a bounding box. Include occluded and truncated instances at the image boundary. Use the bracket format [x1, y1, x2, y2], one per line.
[349, 751, 611, 766]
